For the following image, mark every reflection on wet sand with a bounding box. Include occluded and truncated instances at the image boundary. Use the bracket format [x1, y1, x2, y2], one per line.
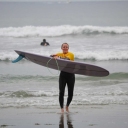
[59, 114, 73, 128]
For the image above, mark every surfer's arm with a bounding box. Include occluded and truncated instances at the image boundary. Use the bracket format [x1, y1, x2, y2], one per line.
[50, 55, 70, 60]
[50, 54, 57, 57]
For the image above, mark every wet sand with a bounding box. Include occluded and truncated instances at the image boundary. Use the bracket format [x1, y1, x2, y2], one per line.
[0, 105, 128, 128]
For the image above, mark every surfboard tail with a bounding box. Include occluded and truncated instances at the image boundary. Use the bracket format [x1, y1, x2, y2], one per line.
[12, 55, 24, 63]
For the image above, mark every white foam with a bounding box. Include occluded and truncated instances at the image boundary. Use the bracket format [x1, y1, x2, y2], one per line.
[0, 49, 128, 61]
[0, 87, 128, 108]
[74, 50, 128, 60]
[0, 25, 128, 37]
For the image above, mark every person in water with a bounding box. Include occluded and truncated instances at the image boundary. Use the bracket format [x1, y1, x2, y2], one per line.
[51, 43, 75, 113]
[40, 39, 50, 46]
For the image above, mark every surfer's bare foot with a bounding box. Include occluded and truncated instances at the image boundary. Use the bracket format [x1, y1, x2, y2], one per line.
[61, 108, 64, 113]
[66, 106, 69, 112]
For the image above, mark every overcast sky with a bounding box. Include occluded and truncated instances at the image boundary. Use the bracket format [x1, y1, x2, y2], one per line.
[0, 0, 128, 2]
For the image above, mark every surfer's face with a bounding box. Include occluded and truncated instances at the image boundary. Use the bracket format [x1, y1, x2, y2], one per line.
[61, 43, 69, 54]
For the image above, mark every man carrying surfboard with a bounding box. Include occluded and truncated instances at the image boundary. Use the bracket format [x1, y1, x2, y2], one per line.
[51, 43, 75, 113]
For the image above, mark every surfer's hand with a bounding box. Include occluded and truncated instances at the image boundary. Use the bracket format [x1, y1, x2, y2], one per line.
[53, 56, 59, 59]
[50, 55, 59, 59]
[50, 54, 56, 57]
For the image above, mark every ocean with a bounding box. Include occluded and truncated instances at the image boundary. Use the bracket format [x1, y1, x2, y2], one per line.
[0, 1, 128, 108]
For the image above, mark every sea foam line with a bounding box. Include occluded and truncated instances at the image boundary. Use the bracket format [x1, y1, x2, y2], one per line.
[0, 50, 128, 61]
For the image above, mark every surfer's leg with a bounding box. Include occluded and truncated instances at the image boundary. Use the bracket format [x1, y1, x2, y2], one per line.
[59, 74, 66, 110]
[66, 74, 75, 109]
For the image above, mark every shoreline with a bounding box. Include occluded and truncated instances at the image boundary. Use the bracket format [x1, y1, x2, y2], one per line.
[0, 105, 128, 128]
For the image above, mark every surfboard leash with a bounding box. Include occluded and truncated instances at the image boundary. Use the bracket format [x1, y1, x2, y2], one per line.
[46, 58, 60, 75]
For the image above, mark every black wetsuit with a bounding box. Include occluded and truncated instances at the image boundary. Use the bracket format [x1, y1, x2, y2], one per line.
[59, 71, 75, 108]
[40, 41, 49, 46]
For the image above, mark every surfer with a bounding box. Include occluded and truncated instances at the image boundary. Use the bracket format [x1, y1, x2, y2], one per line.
[51, 43, 75, 113]
[40, 39, 50, 46]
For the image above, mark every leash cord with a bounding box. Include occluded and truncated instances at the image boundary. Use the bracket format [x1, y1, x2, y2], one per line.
[46, 58, 60, 75]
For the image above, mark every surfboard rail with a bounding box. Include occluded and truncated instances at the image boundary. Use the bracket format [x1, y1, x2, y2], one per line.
[12, 50, 109, 77]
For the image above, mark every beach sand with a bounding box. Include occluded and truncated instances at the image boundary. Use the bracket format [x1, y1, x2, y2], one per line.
[0, 105, 128, 128]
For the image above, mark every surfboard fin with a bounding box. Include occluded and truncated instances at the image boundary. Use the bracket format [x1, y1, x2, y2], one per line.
[12, 55, 24, 63]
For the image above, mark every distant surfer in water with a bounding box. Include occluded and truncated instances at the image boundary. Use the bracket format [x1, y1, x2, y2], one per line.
[51, 43, 75, 113]
[40, 39, 50, 46]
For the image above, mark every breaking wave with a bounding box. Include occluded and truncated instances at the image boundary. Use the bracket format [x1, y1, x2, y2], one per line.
[0, 50, 128, 61]
[0, 25, 128, 37]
